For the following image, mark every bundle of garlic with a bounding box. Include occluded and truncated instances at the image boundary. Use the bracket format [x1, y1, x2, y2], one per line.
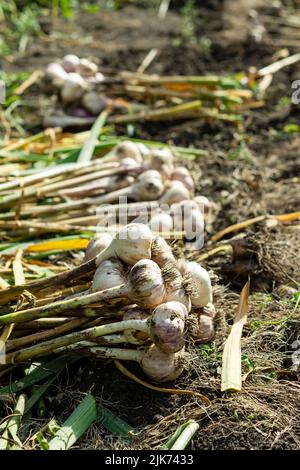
[0, 224, 215, 383]
[43, 54, 112, 127]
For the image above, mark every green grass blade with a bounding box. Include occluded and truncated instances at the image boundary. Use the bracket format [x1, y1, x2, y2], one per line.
[97, 405, 135, 439]
[48, 394, 97, 450]
[77, 109, 111, 163]
[0, 356, 80, 395]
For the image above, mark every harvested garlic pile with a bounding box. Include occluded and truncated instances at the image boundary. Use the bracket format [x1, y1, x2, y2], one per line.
[77, 223, 216, 382]
[43, 54, 113, 128]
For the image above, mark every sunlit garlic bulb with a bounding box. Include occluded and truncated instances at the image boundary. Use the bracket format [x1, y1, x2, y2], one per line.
[150, 301, 186, 353]
[171, 167, 194, 192]
[148, 212, 173, 234]
[193, 195, 211, 214]
[162, 263, 191, 312]
[193, 314, 215, 343]
[81, 92, 106, 115]
[160, 181, 191, 206]
[45, 63, 68, 84]
[131, 170, 164, 201]
[182, 261, 213, 308]
[61, 73, 87, 104]
[141, 344, 184, 382]
[95, 223, 153, 267]
[114, 141, 143, 163]
[77, 58, 98, 76]
[151, 236, 176, 268]
[91, 258, 126, 293]
[62, 54, 81, 73]
[127, 259, 166, 308]
[83, 233, 113, 263]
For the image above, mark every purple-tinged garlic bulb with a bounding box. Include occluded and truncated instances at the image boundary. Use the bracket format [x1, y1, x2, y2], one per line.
[150, 301, 186, 353]
[160, 181, 191, 206]
[91, 258, 126, 293]
[62, 54, 81, 73]
[61, 73, 87, 104]
[171, 167, 194, 192]
[151, 236, 176, 269]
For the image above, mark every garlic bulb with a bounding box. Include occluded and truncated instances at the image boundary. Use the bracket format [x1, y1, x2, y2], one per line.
[148, 148, 174, 180]
[62, 54, 81, 73]
[203, 302, 216, 319]
[88, 344, 184, 382]
[131, 170, 164, 201]
[148, 212, 173, 234]
[123, 307, 150, 344]
[81, 92, 106, 115]
[160, 181, 191, 206]
[193, 315, 215, 343]
[141, 344, 184, 382]
[135, 143, 151, 159]
[150, 301, 186, 353]
[77, 58, 98, 76]
[171, 167, 194, 192]
[162, 263, 191, 312]
[95, 223, 153, 267]
[45, 63, 68, 84]
[127, 259, 166, 308]
[83, 233, 113, 263]
[183, 261, 213, 308]
[61, 73, 87, 104]
[151, 236, 176, 268]
[91, 258, 126, 293]
[115, 141, 143, 163]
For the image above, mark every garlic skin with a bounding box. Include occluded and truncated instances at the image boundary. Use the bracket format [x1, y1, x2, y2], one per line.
[151, 236, 176, 268]
[91, 258, 126, 293]
[77, 58, 98, 76]
[81, 92, 106, 115]
[83, 233, 113, 263]
[115, 141, 143, 163]
[171, 167, 194, 192]
[162, 264, 191, 312]
[131, 170, 164, 201]
[45, 63, 68, 84]
[150, 301, 186, 353]
[61, 73, 87, 104]
[193, 315, 215, 343]
[123, 307, 150, 344]
[183, 262, 213, 308]
[128, 259, 166, 308]
[148, 212, 173, 234]
[149, 148, 174, 180]
[62, 54, 81, 73]
[160, 181, 190, 206]
[141, 344, 184, 382]
[203, 302, 216, 319]
[95, 223, 153, 267]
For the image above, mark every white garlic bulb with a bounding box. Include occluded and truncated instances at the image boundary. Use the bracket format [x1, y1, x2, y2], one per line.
[141, 344, 184, 382]
[127, 259, 166, 308]
[83, 233, 113, 263]
[62, 54, 81, 73]
[131, 170, 164, 201]
[183, 261, 213, 307]
[160, 181, 191, 206]
[61, 73, 87, 103]
[91, 258, 126, 293]
[171, 167, 194, 192]
[95, 223, 153, 267]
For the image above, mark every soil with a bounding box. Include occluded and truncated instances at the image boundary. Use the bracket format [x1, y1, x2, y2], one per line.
[0, 0, 300, 450]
